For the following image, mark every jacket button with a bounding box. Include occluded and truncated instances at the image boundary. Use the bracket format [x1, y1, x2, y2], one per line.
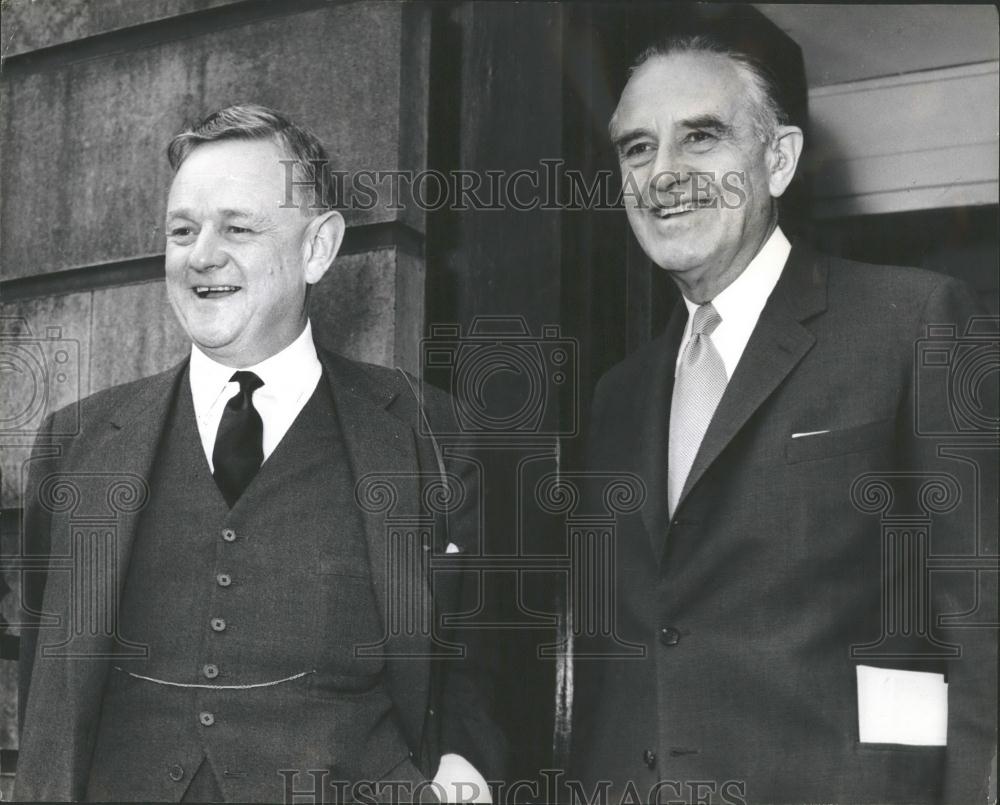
[199, 711, 215, 727]
[217, 573, 232, 587]
[211, 618, 227, 632]
[168, 763, 185, 781]
[222, 528, 236, 542]
[659, 626, 681, 646]
[643, 749, 656, 769]
[202, 663, 219, 679]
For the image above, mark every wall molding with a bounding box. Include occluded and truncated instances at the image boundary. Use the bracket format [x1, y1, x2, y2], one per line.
[0, 0, 333, 75]
[807, 60, 999, 218]
[810, 60, 1000, 97]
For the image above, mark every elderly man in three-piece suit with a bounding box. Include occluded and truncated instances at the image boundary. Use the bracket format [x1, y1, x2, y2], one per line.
[571, 13, 997, 805]
[15, 105, 502, 803]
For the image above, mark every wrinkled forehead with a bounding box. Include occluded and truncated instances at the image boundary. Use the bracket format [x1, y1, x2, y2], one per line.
[611, 51, 751, 135]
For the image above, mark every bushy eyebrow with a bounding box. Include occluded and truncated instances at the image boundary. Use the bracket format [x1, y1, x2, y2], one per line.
[678, 115, 733, 137]
[611, 127, 655, 154]
[611, 115, 734, 153]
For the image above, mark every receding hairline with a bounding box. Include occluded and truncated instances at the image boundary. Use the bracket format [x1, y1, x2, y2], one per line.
[609, 47, 781, 143]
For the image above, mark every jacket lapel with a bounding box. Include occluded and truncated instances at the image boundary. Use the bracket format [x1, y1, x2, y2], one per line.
[319, 352, 420, 634]
[104, 361, 188, 605]
[640, 305, 687, 552]
[675, 244, 828, 511]
[318, 351, 432, 753]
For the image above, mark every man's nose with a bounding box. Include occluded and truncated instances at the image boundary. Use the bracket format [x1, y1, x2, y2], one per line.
[188, 227, 226, 271]
[648, 145, 689, 207]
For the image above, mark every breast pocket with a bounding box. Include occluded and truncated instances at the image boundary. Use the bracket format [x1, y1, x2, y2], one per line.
[785, 419, 895, 464]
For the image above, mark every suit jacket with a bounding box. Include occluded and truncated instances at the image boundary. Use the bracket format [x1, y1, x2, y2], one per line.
[571, 244, 997, 804]
[15, 348, 504, 801]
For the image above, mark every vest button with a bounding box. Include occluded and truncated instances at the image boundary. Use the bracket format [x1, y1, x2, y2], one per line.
[222, 528, 236, 542]
[211, 618, 227, 632]
[217, 573, 232, 587]
[643, 749, 656, 769]
[659, 626, 681, 647]
[199, 711, 216, 727]
[168, 763, 185, 781]
[202, 663, 219, 679]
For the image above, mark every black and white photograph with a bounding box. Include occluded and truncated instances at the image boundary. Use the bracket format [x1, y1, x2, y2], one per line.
[0, 2, 997, 803]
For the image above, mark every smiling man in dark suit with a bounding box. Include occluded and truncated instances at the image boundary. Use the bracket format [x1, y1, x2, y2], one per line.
[570, 12, 997, 805]
[15, 105, 501, 803]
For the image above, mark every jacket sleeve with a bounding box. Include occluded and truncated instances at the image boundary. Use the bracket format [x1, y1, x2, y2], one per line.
[902, 277, 998, 805]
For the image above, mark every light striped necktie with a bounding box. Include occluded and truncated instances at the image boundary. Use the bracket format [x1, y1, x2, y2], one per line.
[668, 302, 727, 515]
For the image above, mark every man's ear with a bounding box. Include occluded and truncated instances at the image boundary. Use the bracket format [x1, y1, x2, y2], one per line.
[303, 210, 346, 285]
[767, 125, 804, 198]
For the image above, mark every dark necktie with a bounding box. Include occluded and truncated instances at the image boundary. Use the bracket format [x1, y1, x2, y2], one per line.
[212, 371, 265, 508]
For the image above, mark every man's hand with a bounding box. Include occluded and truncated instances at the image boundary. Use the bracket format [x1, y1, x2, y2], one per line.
[432, 754, 491, 803]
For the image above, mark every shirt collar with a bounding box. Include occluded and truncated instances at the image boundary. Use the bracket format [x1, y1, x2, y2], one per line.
[681, 226, 791, 326]
[189, 320, 321, 414]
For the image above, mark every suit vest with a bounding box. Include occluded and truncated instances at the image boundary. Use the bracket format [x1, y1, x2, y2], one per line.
[85, 370, 413, 802]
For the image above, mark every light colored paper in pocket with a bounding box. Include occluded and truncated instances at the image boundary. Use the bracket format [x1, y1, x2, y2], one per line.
[856, 664, 947, 745]
[791, 429, 829, 438]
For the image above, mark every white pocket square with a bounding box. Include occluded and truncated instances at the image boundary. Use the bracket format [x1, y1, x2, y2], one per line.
[856, 664, 948, 746]
[445, 542, 462, 554]
[791, 429, 830, 439]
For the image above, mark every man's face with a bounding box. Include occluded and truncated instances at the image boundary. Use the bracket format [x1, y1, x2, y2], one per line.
[610, 51, 783, 291]
[165, 138, 317, 367]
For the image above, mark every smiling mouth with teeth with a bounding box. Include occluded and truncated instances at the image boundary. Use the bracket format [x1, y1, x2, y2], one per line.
[193, 285, 241, 299]
[652, 199, 713, 219]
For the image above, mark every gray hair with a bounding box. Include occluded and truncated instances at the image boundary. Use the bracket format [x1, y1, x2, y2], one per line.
[625, 35, 787, 144]
[167, 104, 335, 211]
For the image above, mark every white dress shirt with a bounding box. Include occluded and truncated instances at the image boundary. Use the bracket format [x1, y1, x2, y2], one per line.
[675, 226, 791, 380]
[189, 321, 322, 473]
